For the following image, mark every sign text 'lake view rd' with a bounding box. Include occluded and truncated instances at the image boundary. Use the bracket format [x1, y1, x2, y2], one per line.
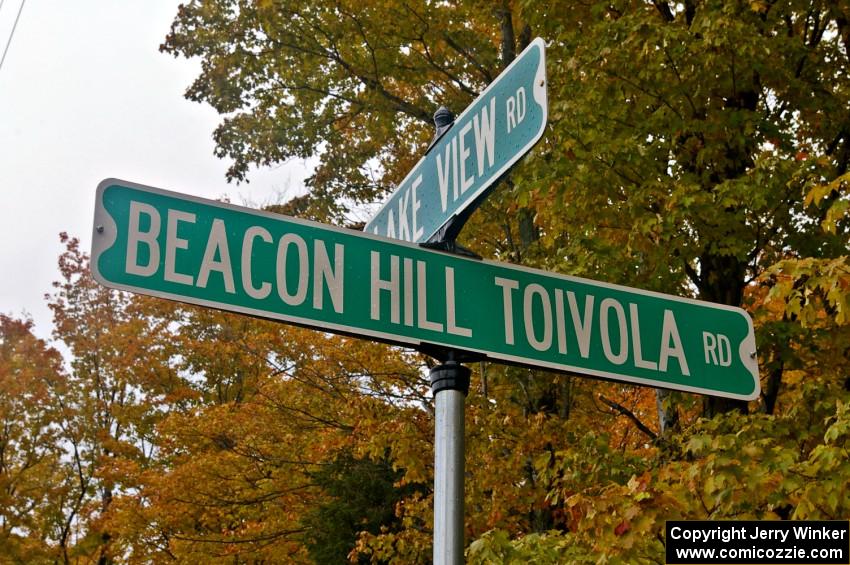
[364, 38, 548, 243]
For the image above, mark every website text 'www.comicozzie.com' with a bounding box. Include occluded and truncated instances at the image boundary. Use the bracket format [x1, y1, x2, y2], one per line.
[666, 521, 849, 564]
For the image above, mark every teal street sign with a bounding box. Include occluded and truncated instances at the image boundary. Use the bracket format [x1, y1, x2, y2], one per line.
[92, 180, 760, 400]
[364, 38, 548, 243]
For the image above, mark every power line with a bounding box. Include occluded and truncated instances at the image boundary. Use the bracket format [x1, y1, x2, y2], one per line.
[0, 0, 27, 74]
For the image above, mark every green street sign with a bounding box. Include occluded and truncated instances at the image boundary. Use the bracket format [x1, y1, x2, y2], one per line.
[92, 179, 760, 400]
[364, 38, 547, 243]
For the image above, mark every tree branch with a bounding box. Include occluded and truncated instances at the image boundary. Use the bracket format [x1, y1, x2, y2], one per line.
[598, 394, 658, 440]
[442, 32, 494, 84]
[653, 1, 675, 23]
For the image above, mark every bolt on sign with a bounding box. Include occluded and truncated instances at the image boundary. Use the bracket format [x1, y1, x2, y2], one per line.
[93, 180, 759, 400]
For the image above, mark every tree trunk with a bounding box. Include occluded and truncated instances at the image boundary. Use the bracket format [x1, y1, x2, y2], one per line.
[655, 388, 679, 435]
[698, 251, 750, 416]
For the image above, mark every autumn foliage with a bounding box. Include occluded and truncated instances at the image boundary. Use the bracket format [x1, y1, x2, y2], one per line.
[3, 0, 850, 563]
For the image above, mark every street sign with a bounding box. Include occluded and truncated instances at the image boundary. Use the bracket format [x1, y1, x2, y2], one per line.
[364, 38, 548, 243]
[93, 179, 760, 400]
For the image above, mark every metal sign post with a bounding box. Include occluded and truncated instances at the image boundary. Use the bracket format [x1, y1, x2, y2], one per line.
[93, 33, 760, 560]
[429, 360, 470, 565]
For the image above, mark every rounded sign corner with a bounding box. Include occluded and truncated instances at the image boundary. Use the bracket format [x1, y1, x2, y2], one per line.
[744, 381, 762, 402]
[96, 177, 121, 195]
[91, 181, 120, 284]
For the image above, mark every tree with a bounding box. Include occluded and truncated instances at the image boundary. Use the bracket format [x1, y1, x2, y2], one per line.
[0, 315, 65, 563]
[35, 234, 432, 563]
[301, 451, 422, 564]
[7, 1, 844, 562]
[163, 0, 849, 420]
[161, 0, 525, 222]
[111, 316, 430, 562]
[516, 0, 850, 416]
[45, 234, 187, 563]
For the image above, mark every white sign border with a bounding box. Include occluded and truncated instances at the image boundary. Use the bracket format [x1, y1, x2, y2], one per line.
[364, 37, 549, 243]
[93, 178, 760, 401]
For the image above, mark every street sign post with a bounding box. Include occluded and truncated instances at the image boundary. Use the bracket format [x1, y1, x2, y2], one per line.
[93, 179, 760, 401]
[364, 38, 548, 243]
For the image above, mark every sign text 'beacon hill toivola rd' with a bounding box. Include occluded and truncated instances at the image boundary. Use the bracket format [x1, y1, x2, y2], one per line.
[93, 181, 759, 400]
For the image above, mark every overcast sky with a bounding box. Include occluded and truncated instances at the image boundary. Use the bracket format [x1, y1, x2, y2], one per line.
[1, 1, 313, 340]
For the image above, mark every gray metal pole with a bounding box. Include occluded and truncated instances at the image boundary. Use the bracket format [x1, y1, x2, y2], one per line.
[426, 106, 470, 565]
[430, 360, 470, 565]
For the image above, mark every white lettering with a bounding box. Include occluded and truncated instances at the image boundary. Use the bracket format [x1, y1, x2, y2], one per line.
[312, 240, 344, 313]
[495, 277, 519, 345]
[458, 121, 474, 194]
[370, 252, 399, 323]
[417, 261, 443, 332]
[241, 226, 272, 299]
[600, 298, 628, 365]
[554, 289, 567, 354]
[506, 87, 527, 133]
[437, 144, 452, 213]
[703, 331, 718, 365]
[386, 209, 396, 239]
[403, 258, 414, 327]
[515, 87, 526, 124]
[126, 201, 160, 277]
[164, 209, 195, 286]
[397, 188, 411, 241]
[629, 303, 658, 370]
[567, 291, 594, 358]
[445, 267, 471, 337]
[524, 283, 552, 351]
[411, 175, 424, 241]
[276, 234, 308, 306]
[452, 136, 460, 200]
[717, 334, 731, 366]
[473, 98, 497, 176]
[197, 218, 235, 293]
[659, 310, 690, 375]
